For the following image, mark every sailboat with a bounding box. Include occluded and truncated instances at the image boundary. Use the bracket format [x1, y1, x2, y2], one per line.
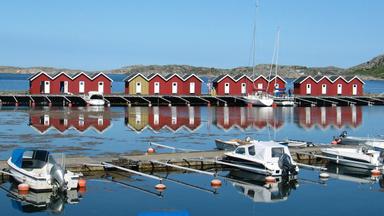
[242, 3, 274, 107]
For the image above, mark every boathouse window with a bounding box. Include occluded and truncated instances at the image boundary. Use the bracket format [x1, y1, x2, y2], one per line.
[235, 147, 245, 155]
[271, 147, 284, 158]
[248, 146, 255, 156]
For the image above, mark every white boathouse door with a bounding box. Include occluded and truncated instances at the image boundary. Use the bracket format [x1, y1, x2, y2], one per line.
[79, 81, 85, 93]
[352, 84, 357, 95]
[44, 81, 50, 94]
[306, 84, 311, 95]
[172, 82, 178, 94]
[224, 83, 230, 94]
[241, 83, 246, 95]
[154, 82, 160, 94]
[136, 82, 142, 94]
[337, 84, 342, 95]
[64, 81, 69, 94]
[321, 84, 327, 95]
[98, 82, 104, 94]
[190, 82, 195, 94]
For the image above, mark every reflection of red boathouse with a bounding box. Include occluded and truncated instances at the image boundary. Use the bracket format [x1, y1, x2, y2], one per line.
[214, 107, 285, 131]
[29, 108, 112, 134]
[125, 106, 201, 133]
[295, 106, 362, 129]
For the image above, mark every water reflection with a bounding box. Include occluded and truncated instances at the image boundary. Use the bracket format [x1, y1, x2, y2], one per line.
[295, 106, 362, 130]
[25, 106, 364, 134]
[214, 107, 285, 131]
[225, 170, 298, 203]
[1, 184, 82, 214]
[125, 106, 202, 133]
[28, 107, 112, 134]
[325, 164, 382, 186]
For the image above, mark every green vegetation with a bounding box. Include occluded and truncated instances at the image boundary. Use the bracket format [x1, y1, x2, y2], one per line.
[349, 66, 384, 79]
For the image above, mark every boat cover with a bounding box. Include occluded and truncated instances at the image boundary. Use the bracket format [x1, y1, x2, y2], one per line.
[11, 149, 25, 168]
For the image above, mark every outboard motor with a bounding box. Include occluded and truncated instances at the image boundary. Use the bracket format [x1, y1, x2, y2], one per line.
[50, 164, 67, 191]
[278, 154, 297, 176]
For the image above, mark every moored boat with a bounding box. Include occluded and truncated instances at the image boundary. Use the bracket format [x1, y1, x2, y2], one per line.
[215, 137, 253, 150]
[83, 91, 105, 106]
[321, 146, 384, 169]
[223, 140, 299, 176]
[278, 139, 314, 148]
[7, 149, 81, 191]
[243, 93, 274, 107]
[333, 131, 384, 150]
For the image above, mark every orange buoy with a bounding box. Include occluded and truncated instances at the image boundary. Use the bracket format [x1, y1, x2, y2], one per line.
[371, 169, 381, 176]
[155, 183, 166, 192]
[210, 179, 222, 189]
[265, 176, 276, 183]
[78, 187, 87, 194]
[18, 183, 29, 195]
[331, 140, 337, 145]
[78, 179, 87, 188]
[147, 147, 156, 154]
[272, 103, 277, 108]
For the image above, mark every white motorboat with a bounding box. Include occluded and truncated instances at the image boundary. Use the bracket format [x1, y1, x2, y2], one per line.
[83, 91, 105, 106]
[223, 140, 299, 176]
[215, 137, 253, 151]
[243, 93, 274, 107]
[333, 131, 384, 150]
[227, 170, 298, 203]
[7, 149, 81, 191]
[321, 146, 384, 169]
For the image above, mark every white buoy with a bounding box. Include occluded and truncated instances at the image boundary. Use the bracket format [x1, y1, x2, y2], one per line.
[319, 172, 330, 178]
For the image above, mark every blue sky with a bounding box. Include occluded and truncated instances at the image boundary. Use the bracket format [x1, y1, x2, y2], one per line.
[0, 0, 383, 70]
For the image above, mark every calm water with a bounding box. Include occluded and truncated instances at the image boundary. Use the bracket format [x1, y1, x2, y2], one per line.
[1, 74, 384, 215]
[0, 105, 384, 159]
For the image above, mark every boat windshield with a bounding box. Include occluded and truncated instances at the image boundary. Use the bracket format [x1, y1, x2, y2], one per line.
[48, 153, 66, 170]
[90, 95, 103, 100]
[20, 150, 49, 169]
[271, 147, 284, 158]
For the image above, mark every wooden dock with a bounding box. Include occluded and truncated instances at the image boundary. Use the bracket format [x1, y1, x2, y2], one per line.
[1, 93, 384, 107]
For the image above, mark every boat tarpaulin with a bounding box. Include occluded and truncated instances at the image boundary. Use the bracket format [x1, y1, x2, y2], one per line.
[11, 149, 25, 168]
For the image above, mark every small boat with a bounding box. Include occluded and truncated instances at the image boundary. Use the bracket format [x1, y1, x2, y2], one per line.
[215, 137, 253, 150]
[226, 169, 298, 203]
[243, 93, 274, 107]
[333, 131, 384, 150]
[321, 146, 384, 169]
[83, 91, 105, 106]
[223, 140, 299, 176]
[7, 149, 81, 191]
[278, 139, 314, 148]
